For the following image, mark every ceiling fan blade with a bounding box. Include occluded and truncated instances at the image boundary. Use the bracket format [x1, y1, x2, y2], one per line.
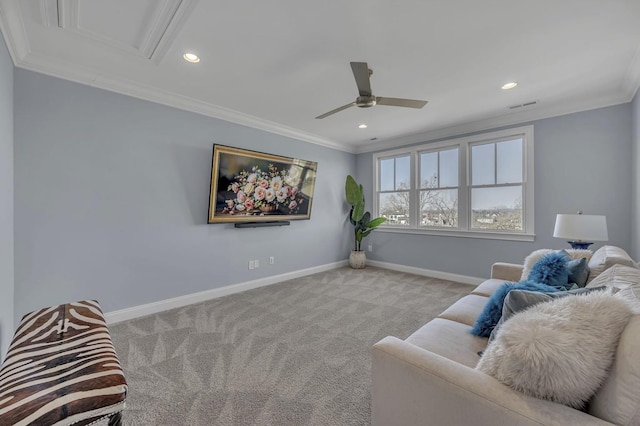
[376, 97, 428, 109]
[350, 62, 372, 97]
[315, 102, 356, 119]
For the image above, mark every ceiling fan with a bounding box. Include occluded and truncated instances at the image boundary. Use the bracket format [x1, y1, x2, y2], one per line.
[315, 62, 428, 119]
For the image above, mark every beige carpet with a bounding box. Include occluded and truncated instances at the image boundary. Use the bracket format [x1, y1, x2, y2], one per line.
[109, 266, 472, 425]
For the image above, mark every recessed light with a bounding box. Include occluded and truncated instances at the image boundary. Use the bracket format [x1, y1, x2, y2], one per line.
[501, 82, 518, 90]
[183, 52, 200, 63]
[358, 124, 368, 129]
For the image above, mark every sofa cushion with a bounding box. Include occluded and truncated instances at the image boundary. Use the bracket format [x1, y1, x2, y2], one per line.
[586, 263, 640, 314]
[587, 245, 637, 284]
[471, 279, 510, 297]
[521, 248, 593, 281]
[476, 290, 632, 409]
[588, 315, 640, 425]
[406, 318, 487, 368]
[438, 294, 489, 326]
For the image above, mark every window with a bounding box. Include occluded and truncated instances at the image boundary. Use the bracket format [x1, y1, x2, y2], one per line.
[373, 125, 534, 241]
[378, 154, 411, 226]
[419, 147, 459, 228]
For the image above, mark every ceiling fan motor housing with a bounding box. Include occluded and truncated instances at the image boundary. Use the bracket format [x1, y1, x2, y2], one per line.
[356, 96, 377, 108]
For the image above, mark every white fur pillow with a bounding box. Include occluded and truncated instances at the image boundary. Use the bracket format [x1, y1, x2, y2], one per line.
[476, 290, 632, 409]
[520, 248, 593, 281]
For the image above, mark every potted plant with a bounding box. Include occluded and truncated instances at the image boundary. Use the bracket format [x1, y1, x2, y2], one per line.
[345, 175, 387, 269]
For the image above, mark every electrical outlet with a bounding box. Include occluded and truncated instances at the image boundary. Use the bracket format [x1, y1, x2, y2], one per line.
[249, 260, 254, 270]
[254, 259, 259, 268]
[368, 244, 373, 252]
[269, 256, 275, 265]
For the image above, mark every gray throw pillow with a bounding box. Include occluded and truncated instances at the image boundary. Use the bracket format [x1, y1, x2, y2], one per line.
[567, 257, 590, 287]
[487, 286, 606, 344]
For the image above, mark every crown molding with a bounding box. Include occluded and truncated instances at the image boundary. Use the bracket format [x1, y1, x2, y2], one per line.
[14, 51, 355, 154]
[354, 91, 632, 154]
[3, 3, 637, 158]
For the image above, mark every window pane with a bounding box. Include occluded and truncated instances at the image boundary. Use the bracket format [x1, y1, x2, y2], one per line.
[497, 139, 523, 184]
[471, 186, 523, 230]
[420, 189, 458, 227]
[420, 152, 437, 189]
[471, 143, 495, 185]
[379, 192, 410, 225]
[439, 148, 458, 188]
[380, 158, 394, 191]
[396, 156, 410, 189]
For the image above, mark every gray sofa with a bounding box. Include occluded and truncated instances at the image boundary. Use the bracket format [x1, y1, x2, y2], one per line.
[372, 246, 640, 426]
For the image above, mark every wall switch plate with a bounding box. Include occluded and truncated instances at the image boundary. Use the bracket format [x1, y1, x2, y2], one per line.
[368, 244, 373, 252]
[249, 260, 254, 270]
[254, 259, 259, 268]
[269, 256, 275, 265]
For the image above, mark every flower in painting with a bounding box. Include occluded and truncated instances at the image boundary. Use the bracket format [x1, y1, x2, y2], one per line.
[270, 176, 283, 191]
[243, 182, 255, 195]
[254, 186, 266, 201]
[276, 188, 287, 203]
[225, 162, 306, 216]
[265, 188, 276, 203]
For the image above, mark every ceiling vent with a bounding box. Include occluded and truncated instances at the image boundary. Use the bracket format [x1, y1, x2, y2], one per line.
[509, 101, 538, 110]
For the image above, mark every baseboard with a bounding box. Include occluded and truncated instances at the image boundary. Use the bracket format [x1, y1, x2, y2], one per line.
[104, 260, 349, 324]
[367, 260, 484, 286]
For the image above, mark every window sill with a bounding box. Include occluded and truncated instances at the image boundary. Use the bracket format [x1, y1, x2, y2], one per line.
[376, 226, 535, 242]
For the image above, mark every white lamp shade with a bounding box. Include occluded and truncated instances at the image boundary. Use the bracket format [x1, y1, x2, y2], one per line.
[553, 214, 608, 241]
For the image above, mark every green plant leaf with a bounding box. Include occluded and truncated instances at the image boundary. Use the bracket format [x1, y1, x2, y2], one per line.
[348, 207, 357, 226]
[351, 200, 365, 222]
[361, 211, 371, 226]
[355, 228, 364, 242]
[366, 217, 387, 229]
[345, 175, 362, 206]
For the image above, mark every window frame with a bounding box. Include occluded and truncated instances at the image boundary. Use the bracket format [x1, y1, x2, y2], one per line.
[373, 125, 534, 241]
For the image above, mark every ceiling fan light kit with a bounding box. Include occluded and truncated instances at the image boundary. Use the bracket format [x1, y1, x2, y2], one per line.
[315, 62, 428, 119]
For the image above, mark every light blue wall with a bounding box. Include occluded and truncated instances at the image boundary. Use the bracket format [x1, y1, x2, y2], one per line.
[0, 32, 14, 359]
[357, 104, 633, 278]
[633, 90, 640, 259]
[14, 70, 355, 322]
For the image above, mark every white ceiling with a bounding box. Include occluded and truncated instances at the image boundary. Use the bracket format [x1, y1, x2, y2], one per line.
[1, 0, 639, 153]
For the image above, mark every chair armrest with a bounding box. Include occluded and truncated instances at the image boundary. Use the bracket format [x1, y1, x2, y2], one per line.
[371, 336, 614, 426]
[491, 262, 523, 281]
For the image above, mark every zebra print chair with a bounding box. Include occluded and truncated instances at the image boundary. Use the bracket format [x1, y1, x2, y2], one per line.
[0, 300, 127, 425]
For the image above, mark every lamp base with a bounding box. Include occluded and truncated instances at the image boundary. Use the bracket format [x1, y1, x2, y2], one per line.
[567, 241, 593, 249]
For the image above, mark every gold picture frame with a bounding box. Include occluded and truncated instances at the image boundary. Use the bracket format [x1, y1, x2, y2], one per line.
[208, 145, 318, 224]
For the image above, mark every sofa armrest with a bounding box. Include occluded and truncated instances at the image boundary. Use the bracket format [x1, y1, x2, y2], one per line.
[371, 336, 614, 426]
[491, 262, 523, 281]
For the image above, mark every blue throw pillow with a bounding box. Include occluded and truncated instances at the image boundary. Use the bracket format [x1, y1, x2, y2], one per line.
[527, 251, 571, 288]
[470, 280, 561, 337]
[567, 257, 590, 287]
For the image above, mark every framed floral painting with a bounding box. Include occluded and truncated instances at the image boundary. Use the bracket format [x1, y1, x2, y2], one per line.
[208, 144, 318, 224]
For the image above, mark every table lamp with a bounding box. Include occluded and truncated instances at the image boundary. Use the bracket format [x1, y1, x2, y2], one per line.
[553, 212, 608, 249]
